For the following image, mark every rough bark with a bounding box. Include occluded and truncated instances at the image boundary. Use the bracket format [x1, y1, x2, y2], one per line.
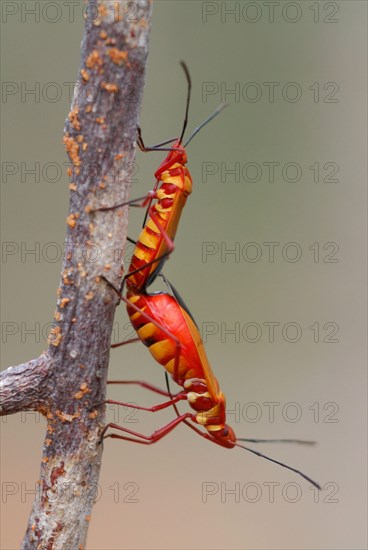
[0, 1, 152, 547]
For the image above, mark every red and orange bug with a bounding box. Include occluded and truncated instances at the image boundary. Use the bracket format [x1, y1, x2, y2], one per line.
[98, 61, 226, 293]
[98, 63, 320, 489]
[101, 275, 321, 490]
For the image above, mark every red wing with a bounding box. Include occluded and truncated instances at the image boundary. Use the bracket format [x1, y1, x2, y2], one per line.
[179, 307, 220, 401]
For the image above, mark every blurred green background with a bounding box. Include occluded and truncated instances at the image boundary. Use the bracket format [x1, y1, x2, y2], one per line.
[1, 1, 367, 548]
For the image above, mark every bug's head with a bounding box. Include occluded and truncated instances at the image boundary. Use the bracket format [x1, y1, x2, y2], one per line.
[168, 141, 188, 166]
[155, 141, 188, 177]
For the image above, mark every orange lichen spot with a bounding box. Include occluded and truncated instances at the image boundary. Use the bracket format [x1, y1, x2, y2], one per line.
[60, 297, 70, 309]
[85, 104, 93, 113]
[42, 457, 49, 463]
[95, 276, 101, 283]
[67, 166, 73, 177]
[105, 37, 116, 46]
[35, 403, 49, 418]
[54, 311, 61, 322]
[95, 116, 105, 125]
[98, 2, 107, 17]
[85, 291, 94, 301]
[66, 213, 78, 229]
[76, 383, 91, 398]
[85, 515, 91, 522]
[89, 223, 95, 235]
[48, 326, 62, 347]
[63, 266, 74, 276]
[31, 524, 36, 531]
[68, 108, 81, 131]
[100, 30, 107, 40]
[77, 135, 84, 143]
[50, 463, 66, 487]
[79, 364, 86, 369]
[72, 317, 77, 323]
[62, 267, 72, 278]
[69, 183, 77, 191]
[82, 142, 88, 151]
[108, 48, 128, 66]
[81, 68, 90, 82]
[107, 232, 112, 238]
[104, 264, 111, 272]
[45, 439, 52, 447]
[63, 273, 73, 285]
[55, 410, 80, 423]
[101, 82, 119, 94]
[88, 410, 98, 420]
[86, 50, 103, 70]
[63, 134, 81, 168]
[85, 205, 92, 214]
[115, 153, 124, 161]
[99, 181, 106, 189]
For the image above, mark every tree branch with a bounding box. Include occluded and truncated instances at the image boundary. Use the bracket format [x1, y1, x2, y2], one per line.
[0, 354, 52, 415]
[0, 1, 152, 548]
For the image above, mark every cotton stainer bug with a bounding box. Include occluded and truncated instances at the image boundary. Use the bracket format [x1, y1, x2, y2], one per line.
[100, 275, 321, 490]
[98, 63, 320, 489]
[97, 61, 226, 294]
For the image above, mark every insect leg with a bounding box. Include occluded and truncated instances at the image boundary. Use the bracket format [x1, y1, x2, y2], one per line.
[101, 412, 194, 445]
[93, 189, 157, 213]
[103, 393, 187, 413]
[107, 379, 181, 398]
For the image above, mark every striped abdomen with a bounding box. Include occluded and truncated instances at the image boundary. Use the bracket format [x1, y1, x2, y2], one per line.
[126, 163, 192, 291]
[125, 290, 235, 446]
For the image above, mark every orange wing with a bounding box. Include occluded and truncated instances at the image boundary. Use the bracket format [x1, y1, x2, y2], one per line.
[179, 307, 220, 402]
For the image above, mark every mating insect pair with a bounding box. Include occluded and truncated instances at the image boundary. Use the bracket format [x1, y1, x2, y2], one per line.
[97, 62, 320, 490]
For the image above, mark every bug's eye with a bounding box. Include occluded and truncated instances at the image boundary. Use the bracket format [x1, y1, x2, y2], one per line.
[222, 427, 229, 437]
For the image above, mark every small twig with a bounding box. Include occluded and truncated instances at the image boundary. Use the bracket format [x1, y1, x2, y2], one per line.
[0, 353, 52, 415]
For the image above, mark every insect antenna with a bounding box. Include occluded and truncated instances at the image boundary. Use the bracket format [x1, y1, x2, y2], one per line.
[235, 441, 321, 490]
[184, 102, 227, 148]
[238, 437, 316, 445]
[178, 61, 192, 145]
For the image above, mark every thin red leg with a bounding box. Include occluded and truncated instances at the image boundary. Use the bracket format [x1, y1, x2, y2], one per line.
[137, 129, 178, 152]
[101, 412, 194, 444]
[94, 189, 157, 213]
[105, 393, 187, 413]
[107, 380, 181, 398]
[111, 337, 140, 349]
